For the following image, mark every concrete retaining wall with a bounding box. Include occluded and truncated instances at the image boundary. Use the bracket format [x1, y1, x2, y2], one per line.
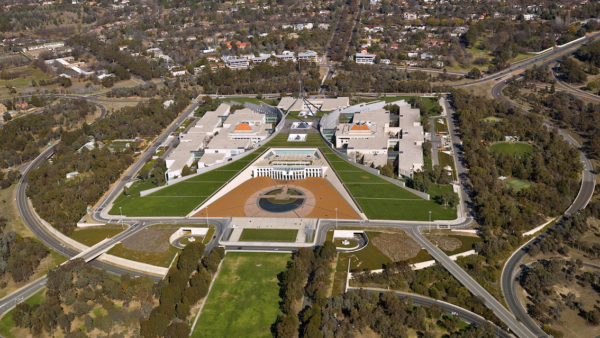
[97, 253, 169, 276]
[169, 227, 209, 244]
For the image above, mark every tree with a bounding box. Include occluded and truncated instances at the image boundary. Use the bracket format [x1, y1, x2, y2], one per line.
[164, 322, 190, 338]
[2, 112, 11, 122]
[467, 67, 481, 79]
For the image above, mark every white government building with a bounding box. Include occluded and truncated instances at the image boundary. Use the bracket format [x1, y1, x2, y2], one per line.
[333, 100, 424, 177]
[165, 103, 272, 180]
[251, 148, 328, 180]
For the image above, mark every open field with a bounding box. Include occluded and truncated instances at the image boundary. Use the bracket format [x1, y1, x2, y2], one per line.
[0, 289, 45, 338]
[192, 252, 290, 338]
[239, 229, 298, 242]
[504, 178, 531, 192]
[490, 142, 534, 155]
[69, 225, 126, 246]
[483, 116, 504, 123]
[0, 66, 52, 89]
[438, 151, 457, 180]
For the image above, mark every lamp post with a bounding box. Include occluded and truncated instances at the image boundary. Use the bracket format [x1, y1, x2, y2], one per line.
[428, 210, 431, 223]
[119, 206, 122, 224]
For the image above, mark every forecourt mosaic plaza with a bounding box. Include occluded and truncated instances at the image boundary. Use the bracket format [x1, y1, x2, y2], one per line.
[191, 148, 361, 219]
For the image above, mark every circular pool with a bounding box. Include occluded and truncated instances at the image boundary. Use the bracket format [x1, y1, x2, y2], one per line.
[258, 188, 305, 213]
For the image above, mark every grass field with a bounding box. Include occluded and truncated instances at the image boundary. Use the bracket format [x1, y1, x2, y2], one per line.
[504, 178, 531, 192]
[320, 148, 456, 221]
[69, 225, 126, 246]
[483, 116, 503, 123]
[192, 252, 290, 338]
[0, 289, 45, 338]
[490, 142, 534, 155]
[107, 242, 180, 267]
[239, 229, 298, 242]
[222, 97, 279, 106]
[0, 66, 52, 89]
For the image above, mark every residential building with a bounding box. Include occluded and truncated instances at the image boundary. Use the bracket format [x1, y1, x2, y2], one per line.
[355, 52, 376, 64]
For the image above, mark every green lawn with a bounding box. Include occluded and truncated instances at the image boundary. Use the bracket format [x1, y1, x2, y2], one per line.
[0, 66, 52, 89]
[505, 178, 531, 192]
[320, 149, 456, 221]
[69, 226, 126, 246]
[107, 243, 180, 267]
[238, 229, 298, 242]
[490, 142, 534, 155]
[483, 116, 503, 123]
[434, 118, 449, 134]
[192, 252, 290, 338]
[222, 97, 279, 106]
[438, 151, 457, 180]
[0, 289, 45, 338]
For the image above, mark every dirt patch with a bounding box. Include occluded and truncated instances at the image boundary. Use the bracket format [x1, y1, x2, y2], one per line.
[121, 229, 174, 253]
[371, 232, 421, 261]
[426, 235, 462, 252]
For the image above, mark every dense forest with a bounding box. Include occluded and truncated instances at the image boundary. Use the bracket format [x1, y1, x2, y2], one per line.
[447, 89, 581, 297]
[325, 62, 450, 94]
[13, 259, 156, 336]
[272, 244, 494, 337]
[0, 218, 48, 284]
[196, 61, 320, 95]
[27, 94, 192, 234]
[0, 99, 96, 169]
[69, 35, 163, 81]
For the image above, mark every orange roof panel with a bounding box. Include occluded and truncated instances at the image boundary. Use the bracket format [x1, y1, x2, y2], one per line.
[350, 123, 370, 131]
[235, 122, 252, 131]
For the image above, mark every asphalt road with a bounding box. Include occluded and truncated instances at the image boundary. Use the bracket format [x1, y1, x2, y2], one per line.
[454, 31, 600, 88]
[493, 78, 596, 337]
[407, 227, 535, 338]
[353, 287, 510, 338]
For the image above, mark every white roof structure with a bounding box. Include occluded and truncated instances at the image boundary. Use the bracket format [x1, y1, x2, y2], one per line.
[199, 107, 272, 167]
[333, 100, 424, 176]
[165, 103, 231, 180]
[277, 97, 350, 112]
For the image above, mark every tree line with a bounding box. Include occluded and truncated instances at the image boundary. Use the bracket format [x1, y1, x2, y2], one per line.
[196, 61, 321, 95]
[140, 243, 225, 337]
[325, 62, 451, 95]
